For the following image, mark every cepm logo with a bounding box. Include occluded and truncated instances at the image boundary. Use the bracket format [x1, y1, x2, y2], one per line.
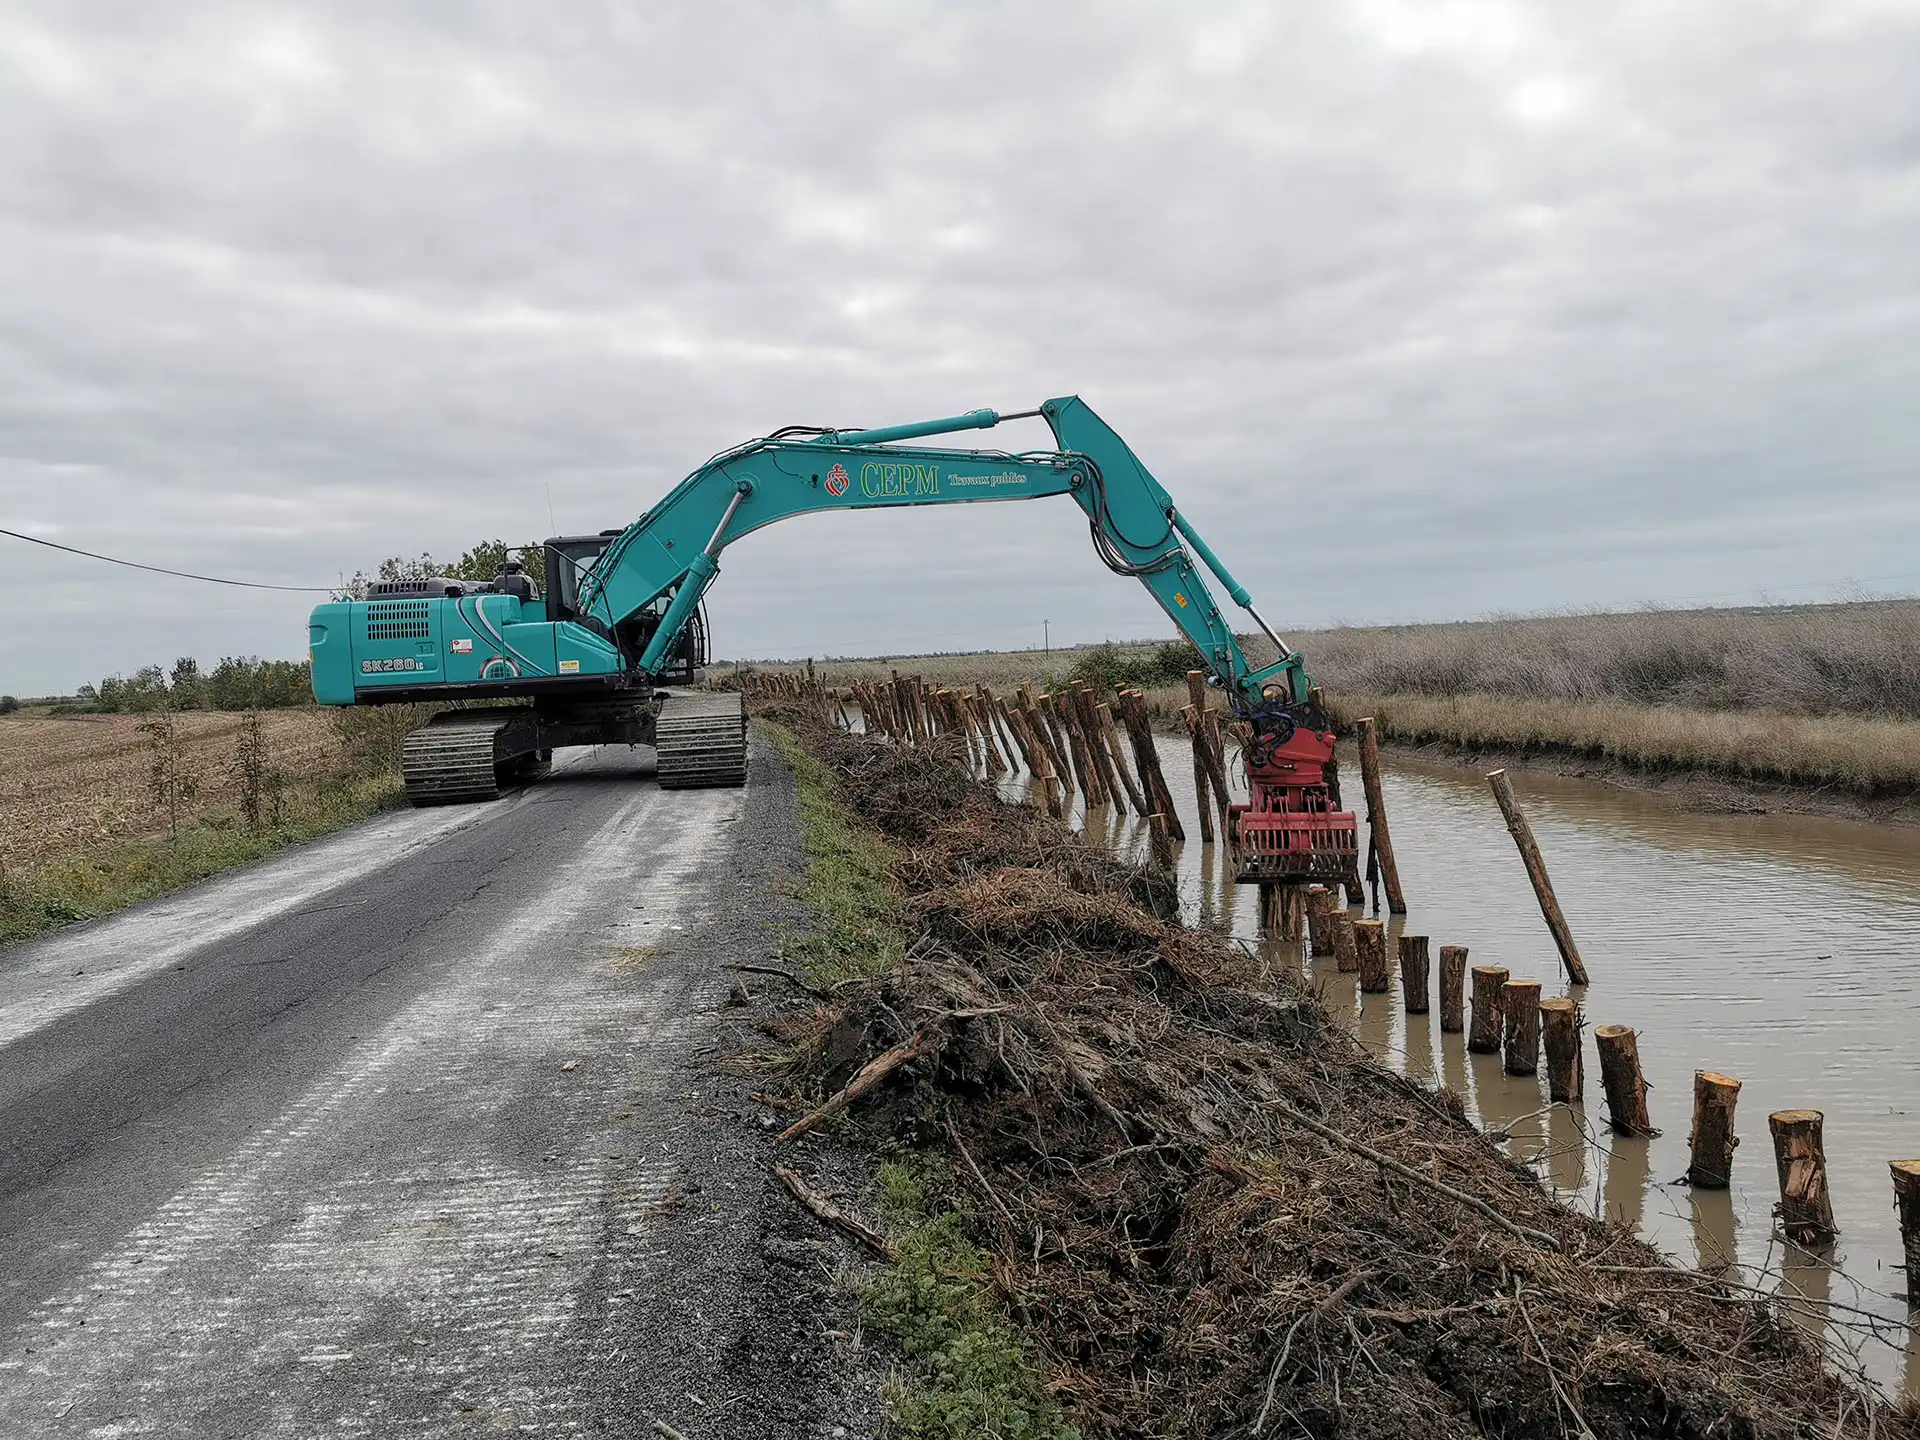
[824, 463, 850, 497]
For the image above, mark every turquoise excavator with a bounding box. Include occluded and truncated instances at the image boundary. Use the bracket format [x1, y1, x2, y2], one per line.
[308, 397, 1357, 884]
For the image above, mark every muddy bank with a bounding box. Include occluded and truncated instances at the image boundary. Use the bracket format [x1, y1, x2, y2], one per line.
[758, 702, 1908, 1439]
[1374, 733, 1920, 829]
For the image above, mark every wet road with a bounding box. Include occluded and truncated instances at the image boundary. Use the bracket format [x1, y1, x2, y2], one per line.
[0, 743, 867, 1437]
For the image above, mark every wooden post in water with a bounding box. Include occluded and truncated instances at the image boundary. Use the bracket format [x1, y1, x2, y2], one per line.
[1540, 999, 1582, 1102]
[1594, 1026, 1656, 1136]
[1097, 703, 1147, 813]
[1501, 979, 1542, 1076]
[1486, 769, 1590, 986]
[1355, 717, 1407, 914]
[1148, 812, 1175, 871]
[1769, 1111, 1838, 1245]
[1031, 691, 1075, 801]
[1051, 692, 1104, 807]
[1305, 885, 1333, 956]
[1890, 1161, 1920, 1306]
[1118, 692, 1183, 841]
[1468, 966, 1508, 1053]
[1438, 946, 1469, 1033]
[1354, 920, 1389, 993]
[1399, 935, 1430, 1013]
[1183, 673, 1216, 843]
[1687, 1072, 1742, 1188]
[1015, 710, 1064, 819]
[1200, 708, 1234, 833]
[1329, 910, 1359, 973]
[1072, 685, 1126, 812]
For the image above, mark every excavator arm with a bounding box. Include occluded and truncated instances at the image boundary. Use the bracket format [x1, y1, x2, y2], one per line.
[310, 395, 1357, 883]
[575, 396, 1309, 722]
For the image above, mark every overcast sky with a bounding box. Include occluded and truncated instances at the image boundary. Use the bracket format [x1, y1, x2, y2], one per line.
[3, 1, 1918, 695]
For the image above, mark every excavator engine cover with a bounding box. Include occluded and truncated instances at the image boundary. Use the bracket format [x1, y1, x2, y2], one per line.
[1228, 719, 1358, 885]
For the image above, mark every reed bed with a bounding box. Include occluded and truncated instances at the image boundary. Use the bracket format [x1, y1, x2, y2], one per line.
[734, 602, 1920, 795]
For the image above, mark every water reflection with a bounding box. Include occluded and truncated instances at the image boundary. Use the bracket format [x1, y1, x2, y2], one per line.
[1544, 1103, 1590, 1196]
[1603, 1136, 1652, 1232]
[1780, 1242, 1836, 1350]
[1688, 1186, 1741, 1282]
[1403, 1007, 1436, 1087]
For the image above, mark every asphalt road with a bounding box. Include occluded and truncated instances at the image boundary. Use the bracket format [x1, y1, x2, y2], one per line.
[0, 740, 877, 1438]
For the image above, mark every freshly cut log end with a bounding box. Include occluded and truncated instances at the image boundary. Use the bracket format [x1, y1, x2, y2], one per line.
[1686, 1071, 1742, 1188]
[1768, 1109, 1838, 1246]
[656, 692, 749, 788]
[1467, 966, 1508, 1054]
[1594, 1025, 1656, 1137]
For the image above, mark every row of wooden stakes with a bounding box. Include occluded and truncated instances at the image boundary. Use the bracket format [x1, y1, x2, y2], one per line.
[747, 665, 1246, 858]
[1280, 883, 1920, 1291]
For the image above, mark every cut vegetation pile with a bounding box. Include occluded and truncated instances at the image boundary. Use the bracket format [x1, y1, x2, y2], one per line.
[760, 701, 1903, 1439]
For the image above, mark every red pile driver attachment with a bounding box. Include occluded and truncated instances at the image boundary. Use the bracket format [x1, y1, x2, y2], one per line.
[1227, 719, 1358, 886]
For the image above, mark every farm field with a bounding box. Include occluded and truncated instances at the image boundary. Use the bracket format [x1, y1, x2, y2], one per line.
[0, 711, 344, 872]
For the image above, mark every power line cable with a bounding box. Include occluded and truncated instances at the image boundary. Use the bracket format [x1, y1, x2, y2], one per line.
[0, 526, 334, 593]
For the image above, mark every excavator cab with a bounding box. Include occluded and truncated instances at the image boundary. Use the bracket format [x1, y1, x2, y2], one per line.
[541, 533, 707, 684]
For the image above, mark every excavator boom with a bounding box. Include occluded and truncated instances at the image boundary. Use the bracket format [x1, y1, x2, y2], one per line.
[308, 396, 1357, 884]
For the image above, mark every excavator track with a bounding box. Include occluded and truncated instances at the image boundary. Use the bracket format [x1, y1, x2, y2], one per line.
[654, 691, 748, 789]
[400, 711, 535, 804]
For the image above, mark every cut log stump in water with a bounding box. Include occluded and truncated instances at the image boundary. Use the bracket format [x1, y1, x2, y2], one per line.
[1468, 966, 1508, 1054]
[1502, 980, 1542, 1076]
[1399, 935, 1430, 1014]
[1438, 946, 1469, 1033]
[1540, 998, 1582, 1103]
[1687, 1072, 1742, 1189]
[1330, 910, 1359, 974]
[1891, 1160, 1920, 1307]
[1769, 1110, 1838, 1246]
[1355, 920, 1389, 993]
[1594, 1025, 1656, 1137]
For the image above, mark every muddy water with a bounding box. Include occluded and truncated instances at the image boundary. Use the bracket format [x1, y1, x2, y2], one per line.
[992, 736, 1920, 1399]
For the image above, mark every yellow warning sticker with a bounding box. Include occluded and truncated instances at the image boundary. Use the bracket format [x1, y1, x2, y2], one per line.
[1174, 592, 1188, 608]
[558, 659, 581, 674]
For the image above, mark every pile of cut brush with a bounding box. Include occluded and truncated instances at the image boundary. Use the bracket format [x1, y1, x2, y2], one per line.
[757, 701, 1905, 1439]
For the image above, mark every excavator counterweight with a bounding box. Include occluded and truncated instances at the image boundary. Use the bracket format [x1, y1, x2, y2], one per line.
[309, 397, 1356, 884]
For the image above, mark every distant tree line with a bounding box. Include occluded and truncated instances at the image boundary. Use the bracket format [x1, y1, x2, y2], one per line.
[347, 539, 547, 594]
[70, 656, 316, 714]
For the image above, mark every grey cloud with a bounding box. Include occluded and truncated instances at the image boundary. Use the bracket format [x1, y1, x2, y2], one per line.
[2, 0, 1917, 692]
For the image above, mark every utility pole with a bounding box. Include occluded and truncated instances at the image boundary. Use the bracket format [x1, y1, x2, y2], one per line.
[1043, 618, 1050, 656]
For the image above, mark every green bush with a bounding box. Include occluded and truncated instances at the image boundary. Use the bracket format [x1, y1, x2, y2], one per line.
[1065, 638, 1203, 692]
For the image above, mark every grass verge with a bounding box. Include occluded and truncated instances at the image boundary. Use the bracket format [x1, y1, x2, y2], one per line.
[760, 719, 907, 985]
[759, 720, 1076, 1437]
[0, 772, 403, 948]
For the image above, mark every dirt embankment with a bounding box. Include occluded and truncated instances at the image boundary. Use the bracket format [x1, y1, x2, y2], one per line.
[761, 703, 1910, 1439]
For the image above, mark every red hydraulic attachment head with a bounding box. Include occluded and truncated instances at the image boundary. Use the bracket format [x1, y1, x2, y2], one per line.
[1227, 720, 1359, 885]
